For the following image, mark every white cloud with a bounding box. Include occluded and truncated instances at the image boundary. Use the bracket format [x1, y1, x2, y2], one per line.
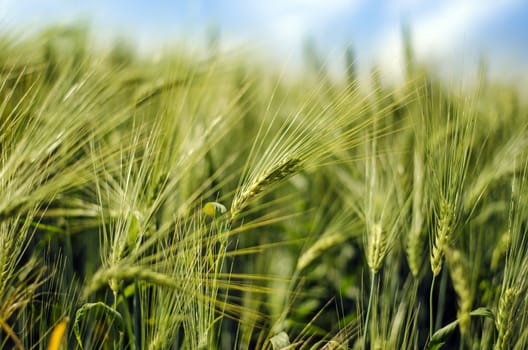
[375, 0, 522, 82]
[272, 13, 307, 46]
[253, 0, 356, 15]
[248, 0, 363, 46]
[413, 0, 519, 58]
[240, 0, 364, 73]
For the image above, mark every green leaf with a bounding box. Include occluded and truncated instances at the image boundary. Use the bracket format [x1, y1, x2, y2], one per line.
[428, 319, 459, 350]
[470, 307, 495, 320]
[427, 307, 496, 349]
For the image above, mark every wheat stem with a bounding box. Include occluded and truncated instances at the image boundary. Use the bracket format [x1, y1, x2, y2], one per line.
[429, 275, 436, 339]
[363, 271, 377, 350]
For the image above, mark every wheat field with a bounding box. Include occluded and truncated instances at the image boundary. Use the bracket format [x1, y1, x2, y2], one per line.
[0, 26, 527, 350]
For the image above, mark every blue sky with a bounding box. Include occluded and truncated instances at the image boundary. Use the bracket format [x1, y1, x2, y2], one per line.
[1, 0, 527, 85]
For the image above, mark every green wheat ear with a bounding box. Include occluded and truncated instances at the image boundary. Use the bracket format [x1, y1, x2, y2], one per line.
[445, 248, 472, 335]
[231, 157, 303, 219]
[366, 222, 386, 273]
[430, 198, 455, 276]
